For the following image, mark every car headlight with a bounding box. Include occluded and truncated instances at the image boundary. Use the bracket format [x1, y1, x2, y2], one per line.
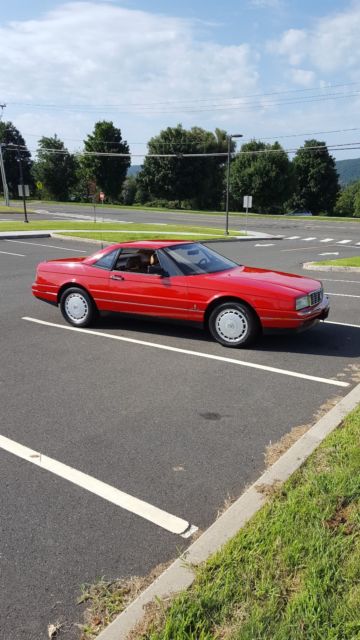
[296, 295, 310, 310]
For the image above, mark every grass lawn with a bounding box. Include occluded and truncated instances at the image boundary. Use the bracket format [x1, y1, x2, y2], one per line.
[131, 404, 360, 640]
[0, 220, 242, 242]
[314, 256, 360, 268]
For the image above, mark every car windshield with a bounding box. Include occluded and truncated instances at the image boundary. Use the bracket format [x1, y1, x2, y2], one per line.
[164, 243, 239, 275]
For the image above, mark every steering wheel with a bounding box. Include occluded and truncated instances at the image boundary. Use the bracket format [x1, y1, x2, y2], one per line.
[198, 258, 208, 268]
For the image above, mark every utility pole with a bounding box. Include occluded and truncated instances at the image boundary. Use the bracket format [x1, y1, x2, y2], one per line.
[16, 145, 28, 223]
[0, 103, 10, 206]
[225, 133, 243, 235]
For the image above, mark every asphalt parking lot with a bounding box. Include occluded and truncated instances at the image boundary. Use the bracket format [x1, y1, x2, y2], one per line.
[1, 233, 359, 640]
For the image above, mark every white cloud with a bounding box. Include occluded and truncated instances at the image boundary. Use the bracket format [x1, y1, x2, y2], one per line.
[269, 3, 360, 74]
[0, 2, 259, 151]
[290, 68, 316, 87]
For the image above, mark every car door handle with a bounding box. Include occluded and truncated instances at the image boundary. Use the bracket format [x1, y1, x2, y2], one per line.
[110, 274, 124, 281]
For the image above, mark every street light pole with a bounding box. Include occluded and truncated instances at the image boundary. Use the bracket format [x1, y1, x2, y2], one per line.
[0, 104, 10, 206]
[225, 133, 243, 235]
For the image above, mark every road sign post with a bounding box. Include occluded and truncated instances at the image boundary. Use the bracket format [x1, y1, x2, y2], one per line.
[243, 195, 253, 230]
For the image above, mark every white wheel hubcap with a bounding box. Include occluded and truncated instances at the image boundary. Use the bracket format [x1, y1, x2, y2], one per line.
[65, 293, 88, 323]
[216, 308, 248, 343]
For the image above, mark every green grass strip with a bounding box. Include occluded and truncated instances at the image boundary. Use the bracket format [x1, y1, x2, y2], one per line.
[314, 257, 360, 267]
[141, 405, 360, 640]
[0, 220, 242, 238]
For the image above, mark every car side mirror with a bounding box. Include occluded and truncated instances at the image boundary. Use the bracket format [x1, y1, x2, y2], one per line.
[147, 265, 168, 277]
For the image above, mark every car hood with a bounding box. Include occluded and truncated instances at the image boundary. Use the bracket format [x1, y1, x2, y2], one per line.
[190, 266, 321, 295]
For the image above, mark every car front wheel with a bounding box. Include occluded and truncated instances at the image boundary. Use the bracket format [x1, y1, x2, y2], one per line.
[60, 287, 96, 327]
[208, 302, 260, 348]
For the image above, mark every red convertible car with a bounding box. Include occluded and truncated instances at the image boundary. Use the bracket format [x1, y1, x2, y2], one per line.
[32, 240, 329, 348]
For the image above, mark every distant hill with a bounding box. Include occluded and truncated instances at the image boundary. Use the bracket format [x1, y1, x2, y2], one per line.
[127, 164, 142, 177]
[336, 158, 360, 186]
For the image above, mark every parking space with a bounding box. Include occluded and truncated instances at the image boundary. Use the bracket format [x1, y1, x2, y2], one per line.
[1, 234, 359, 639]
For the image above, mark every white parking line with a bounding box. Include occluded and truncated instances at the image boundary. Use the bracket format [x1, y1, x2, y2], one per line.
[0, 434, 196, 537]
[22, 317, 350, 388]
[0, 250, 25, 257]
[326, 292, 360, 299]
[322, 278, 360, 284]
[325, 320, 360, 329]
[6, 240, 87, 252]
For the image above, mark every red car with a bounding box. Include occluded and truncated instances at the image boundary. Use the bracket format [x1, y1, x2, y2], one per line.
[32, 240, 329, 348]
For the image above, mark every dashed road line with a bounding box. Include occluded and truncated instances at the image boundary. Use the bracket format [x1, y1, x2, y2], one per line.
[0, 434, 196, 537]
[325, 320, 360, 329]
[326, 292, 360, 299]
[320, 238, 334, 243]
[0, 250, 25, 257]
[5, 239, 87, 252]
[284, 236, 300, 240]
[337, 240, 352, 244]
[22, 317, 350, 388]
[321, 278, 360, 284]
[303, 237, 317, 241]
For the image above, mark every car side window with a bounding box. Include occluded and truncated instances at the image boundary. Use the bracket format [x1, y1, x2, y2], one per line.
[93, 249, 119, 270]
[114, 249, 154, 274]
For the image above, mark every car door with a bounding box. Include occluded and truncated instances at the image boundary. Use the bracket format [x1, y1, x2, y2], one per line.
[109, 248, 191, 319]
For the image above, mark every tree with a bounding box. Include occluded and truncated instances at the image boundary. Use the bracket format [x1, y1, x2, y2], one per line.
[137, 125, 231, 209]
[333, 180, 360, 217]
[291, 139, 339, 214]
[0, 121, 32, 198]
[80, 121, 130, 202]
[121, 175, 137, 205]
[32, 135, 77, 201]
[229, 140, 293, 213]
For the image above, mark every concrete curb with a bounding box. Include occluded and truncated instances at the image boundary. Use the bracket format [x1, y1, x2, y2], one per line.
[96, 382, 360, 640]
[1, 230, 282, 243]
[0, 232, 51, 239]
[303, 261, 360, 273]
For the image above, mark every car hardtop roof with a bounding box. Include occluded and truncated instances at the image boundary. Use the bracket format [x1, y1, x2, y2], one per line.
[106, 239, 194, 250]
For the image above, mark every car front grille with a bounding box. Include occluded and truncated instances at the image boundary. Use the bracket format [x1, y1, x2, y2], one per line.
[309, 288, 323, 306]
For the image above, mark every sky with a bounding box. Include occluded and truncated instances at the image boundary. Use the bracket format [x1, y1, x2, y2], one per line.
[1, 0, 360, 162]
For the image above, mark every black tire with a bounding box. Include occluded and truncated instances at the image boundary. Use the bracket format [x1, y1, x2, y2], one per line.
[60, 287, 96, 327]
[208, 301, 260, 348]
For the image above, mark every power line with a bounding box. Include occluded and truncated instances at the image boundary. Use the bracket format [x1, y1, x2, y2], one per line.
[6, 140, 360, 159]
[5, 81, 360, 110]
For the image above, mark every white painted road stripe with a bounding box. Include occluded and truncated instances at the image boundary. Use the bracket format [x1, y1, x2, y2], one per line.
[326, 292, 360, 299]
[303, 237, 317, 241]
[320, 238, 334, 242]
[337, 240, 352, 244]
[0, 250, 25, 257]
[6, 240, 87, 252]
[255, 243, 274, 247]
[22, 317, 350, 388]
[322, 278, 360, 284]
[285, 236, 300, 240]
[0, 434, 196, 537]
[325, 320, 360, 329]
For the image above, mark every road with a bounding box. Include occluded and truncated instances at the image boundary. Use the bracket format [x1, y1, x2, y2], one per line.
[0, 215, 359, 639]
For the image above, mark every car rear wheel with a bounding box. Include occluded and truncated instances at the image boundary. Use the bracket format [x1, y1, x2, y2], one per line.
[60, 287, 96, 327]
[208, 302, 260, 347]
